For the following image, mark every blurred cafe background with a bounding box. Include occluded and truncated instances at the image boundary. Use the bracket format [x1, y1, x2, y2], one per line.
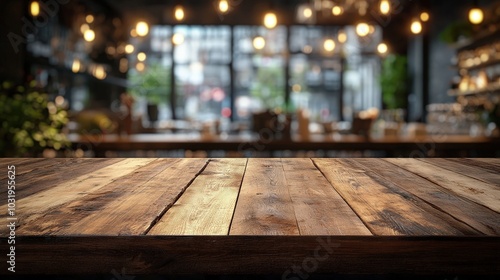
[0, 0, 499, 158]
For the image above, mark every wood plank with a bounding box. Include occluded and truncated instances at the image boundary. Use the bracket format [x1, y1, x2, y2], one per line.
[353, 159, 500, 236]
[447, 158, 500, 174]
[281, 158, 372, 235]
[149, 159, 247, 235]
[0, 158, 124, 200]
[385, 158, 500, 213]
[0, 158, 51, 180]
[313, 159, 475, 236]
[17, 159, 181, 235]
[0, 158, 155, 236]
[418, 158, 500, 186]
[230, 158, 300, 235]
[3, 236, 499, 275]
[56, 159, 209, 235]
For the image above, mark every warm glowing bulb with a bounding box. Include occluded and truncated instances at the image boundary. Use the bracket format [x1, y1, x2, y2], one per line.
[94, 66, 106, 80]
[175, 5, 185, 21]
[420, 12, 430, 22]
[324, 39, 336, 52]
[332, 6, 344, 16]
[356, 22, 370, 37]
[80, 23, 89, 34]
[172, 33, 185, 45]
[303, 7, 313, 19]
[136, 62, 145, 72]
[72, 60, 81, 73]
[264, 12, 278, 29]
[219, 0, 229, 13]
[338, 30, 347, 43]
[137, 52, 147, 62]
[253, 36, 266, 50]
[377, 43, 388, 54]
[469, 8, 484, 25]
[30, 1, 40, 17]
[86, 15, 94, 24]
[125, 44, 135, 54]
[411, 19, 422, 34]
[84, 29, 95, 42]
[379, 0, 390, 15]
[136, 21, 149, 37]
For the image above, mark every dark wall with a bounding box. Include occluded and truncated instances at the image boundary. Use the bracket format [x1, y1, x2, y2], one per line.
[427, 0, 464, 105]
[0, 0, 25, 83]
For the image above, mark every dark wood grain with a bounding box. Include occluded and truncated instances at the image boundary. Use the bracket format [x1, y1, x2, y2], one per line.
[418, 158, 500, 186]
[1, 236, 498, 275]
[350, 159, 500, 235]
[313, 159, 477, 235]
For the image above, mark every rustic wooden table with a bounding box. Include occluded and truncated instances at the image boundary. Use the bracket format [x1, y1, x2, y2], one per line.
[0, 158, 499, 275]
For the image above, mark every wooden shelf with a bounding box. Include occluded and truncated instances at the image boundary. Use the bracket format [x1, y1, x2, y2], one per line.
[455, 28, 500, 52]
[448, 84, 500, 96]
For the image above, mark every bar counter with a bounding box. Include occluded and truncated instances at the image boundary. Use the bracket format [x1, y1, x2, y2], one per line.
[69, 133, 500, 157]
[0, 158, 499, 275]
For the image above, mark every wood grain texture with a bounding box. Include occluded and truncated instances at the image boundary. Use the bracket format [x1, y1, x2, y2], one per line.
[0, 158, 124, 201]
[2, 236, 499, 275]
[418, 158, 500, 186]
[281, 158, 372, 235]
[450, 158, 500, 174]
[385, 158, 500, 213]
[313, 159, 473, 236]
[149, 159, 247, 235]
[0, 158, 154, 236]
[351, 159, 500, 235]
[55, 159, 209, 235]
[17, 159, 180, 235]
[230, 158, 299, 235]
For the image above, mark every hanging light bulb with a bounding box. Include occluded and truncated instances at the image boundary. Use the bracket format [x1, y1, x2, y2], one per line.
[72, 59, 81, 73]
[137, 52, 147, 62]
[380, 0, 391, 15]
[125, 44, 135, 54]
[420, 12, 430, 22]
[303, 7, 313, 19]
[469, 8, 484, 25]
[84, 29, 95, 42]
[323, 39, 336, 52]
[86, 15, 95, 24]
[332, 5, 344, 16]
[264, 12, 278, 29]
[411, 19, 422, 34]
[377, 43, 388, 55]
[136, 21, 149, 37]
[219, 0, 229, 14]
[172, 33, 185, 45]
[338, 30, 347, 44]
[356, 22, 370, 37]
[175, 5, 185, 21]
[253, 36, 266, 50]
[30, 1, 40, 17]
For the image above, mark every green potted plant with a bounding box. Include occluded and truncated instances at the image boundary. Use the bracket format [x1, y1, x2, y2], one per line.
[380, 54, 408, 110]
[128, 63, 171, 124]
[0, 81, 69, 157]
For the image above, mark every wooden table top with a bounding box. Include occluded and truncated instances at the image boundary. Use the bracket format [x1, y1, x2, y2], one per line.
[1, 158, 499, 275]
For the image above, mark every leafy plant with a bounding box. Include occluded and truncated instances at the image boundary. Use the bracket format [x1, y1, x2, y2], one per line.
[440, 21, 474, 44]
[0, 81, 69, 157]
[380, 54, 408, 110]
[128, 63, 171, 105]
[250, 66, 285, 109]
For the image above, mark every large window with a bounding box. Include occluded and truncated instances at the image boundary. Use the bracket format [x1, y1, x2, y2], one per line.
[127, 24, 382, 124]
[173, 26, 231, 121]
[233, 26, 287, 120]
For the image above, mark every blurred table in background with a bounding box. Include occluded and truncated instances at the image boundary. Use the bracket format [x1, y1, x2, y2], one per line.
[68, 133, 500, 158]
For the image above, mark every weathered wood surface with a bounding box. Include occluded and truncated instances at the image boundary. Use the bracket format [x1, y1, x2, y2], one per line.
[0, 158, 499, 275]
